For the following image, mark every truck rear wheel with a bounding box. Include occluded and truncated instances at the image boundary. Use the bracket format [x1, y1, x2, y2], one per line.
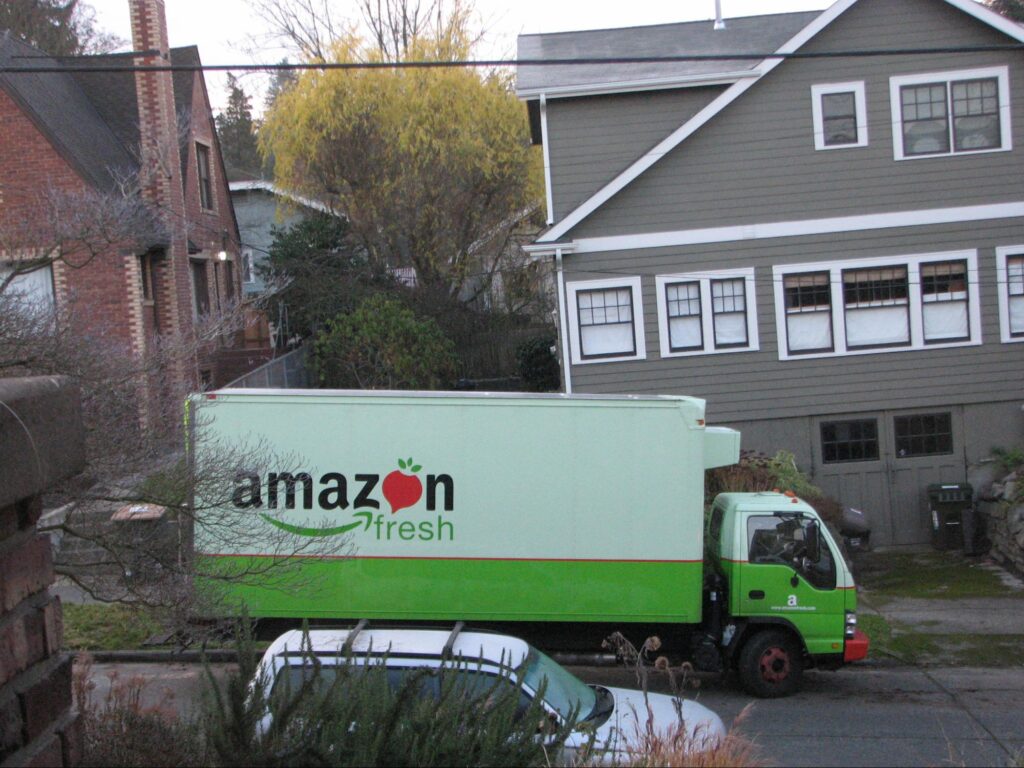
[738, 629, 803, 698]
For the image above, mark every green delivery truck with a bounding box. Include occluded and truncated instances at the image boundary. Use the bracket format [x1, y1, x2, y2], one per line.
[189, 388, 868, 697]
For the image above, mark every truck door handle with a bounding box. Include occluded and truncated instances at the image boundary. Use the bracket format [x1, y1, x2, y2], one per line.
[748, 590, 765, 600]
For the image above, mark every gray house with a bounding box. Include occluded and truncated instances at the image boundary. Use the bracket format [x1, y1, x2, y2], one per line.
[518, 0, 1024, 547]
[229, 180, 334, 297]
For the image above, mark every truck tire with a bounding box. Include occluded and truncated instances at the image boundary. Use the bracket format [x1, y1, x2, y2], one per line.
[737, 629, 803, 698]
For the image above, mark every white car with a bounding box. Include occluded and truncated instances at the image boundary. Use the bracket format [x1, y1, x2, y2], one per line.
[255, 625, 726, 762]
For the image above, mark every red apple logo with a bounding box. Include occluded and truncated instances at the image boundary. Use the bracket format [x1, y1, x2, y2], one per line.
[382, 457, 423, 514]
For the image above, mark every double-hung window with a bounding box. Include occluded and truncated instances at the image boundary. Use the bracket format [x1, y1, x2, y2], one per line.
[773, 251, 980, 360]
[996, 247, 1024, 342]
[242, 248, 256, 284]
[842, 265, 910, 349]
[811, 82, 868, 150]
[566, 277, 645, 364]
[890, 67, 1011, 160]
[920, 260, 969, 343]
[783, 272, 833, 353]
[655, 269, 758, 358]
[196, 143, 214, 210]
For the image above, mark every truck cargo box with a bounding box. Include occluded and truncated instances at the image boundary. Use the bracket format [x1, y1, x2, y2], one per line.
[190, 389, 739, 624]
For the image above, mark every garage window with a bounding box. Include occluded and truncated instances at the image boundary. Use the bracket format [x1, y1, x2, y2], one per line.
[894, 413, 953, 458]
[821, 419, 879, 464]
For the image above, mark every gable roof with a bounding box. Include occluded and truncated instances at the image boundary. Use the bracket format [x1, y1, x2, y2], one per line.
[527, 0, 1024, 248]
[516, 11, 820, 99]
[0, 32, 136, 192]
[229, 180, 337, 216]
[0, 33, 214, 200]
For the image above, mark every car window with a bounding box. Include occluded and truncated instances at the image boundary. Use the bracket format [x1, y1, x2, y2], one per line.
[272, 660, 533, 715]
[520, 649, 596, 721]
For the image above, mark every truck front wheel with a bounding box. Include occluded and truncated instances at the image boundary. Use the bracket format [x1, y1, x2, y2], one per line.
[738, 629, 803, 698]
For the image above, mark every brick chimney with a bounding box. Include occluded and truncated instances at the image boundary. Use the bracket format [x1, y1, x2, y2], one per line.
[129, 0, 181, 209]
[128, 0, 195, 388]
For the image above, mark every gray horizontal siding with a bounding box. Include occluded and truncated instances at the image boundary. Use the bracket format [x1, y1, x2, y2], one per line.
[560, 0, 1024, 240]
[545, 86, 724, 221]
[562, 219, 1024, 423]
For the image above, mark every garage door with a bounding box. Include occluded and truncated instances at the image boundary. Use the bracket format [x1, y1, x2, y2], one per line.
[811, 407, 966, 547]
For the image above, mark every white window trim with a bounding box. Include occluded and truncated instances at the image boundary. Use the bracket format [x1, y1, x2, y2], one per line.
[655, 268, 759, 358]
[995, 245, 1024, 343]
[772, 250, 982, 361]
[565, 276, 646, 365]
[811, 81, 868, 151]
[889, 66, 1012, 161]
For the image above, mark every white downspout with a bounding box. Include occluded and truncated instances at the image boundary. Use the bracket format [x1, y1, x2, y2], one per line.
[555, 248, 573, 394]
[540, 94, 554, 226]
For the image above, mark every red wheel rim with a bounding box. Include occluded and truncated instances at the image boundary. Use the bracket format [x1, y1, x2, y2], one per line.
[759, 646, 790, 683]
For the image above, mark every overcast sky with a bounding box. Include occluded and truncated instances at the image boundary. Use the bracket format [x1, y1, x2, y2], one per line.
[87, 0, 833, 112]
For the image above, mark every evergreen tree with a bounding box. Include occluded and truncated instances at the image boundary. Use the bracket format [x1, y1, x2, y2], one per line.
[215, 74, 262, 180]
[0, 0, 120, 56]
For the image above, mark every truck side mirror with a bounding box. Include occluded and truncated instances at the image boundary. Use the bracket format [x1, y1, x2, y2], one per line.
[805, 520, 821, 562]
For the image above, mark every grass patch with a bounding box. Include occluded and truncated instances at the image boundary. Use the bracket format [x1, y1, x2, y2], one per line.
[858, 613, 1024, 667]
[855, 551, 1015, 600]
[63, 604, 164, 651]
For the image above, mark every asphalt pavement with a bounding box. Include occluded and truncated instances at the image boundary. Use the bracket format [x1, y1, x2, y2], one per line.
[81, 659, 1024, 767]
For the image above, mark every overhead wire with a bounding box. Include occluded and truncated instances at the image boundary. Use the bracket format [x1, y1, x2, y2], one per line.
[4, 44, 1024, 74]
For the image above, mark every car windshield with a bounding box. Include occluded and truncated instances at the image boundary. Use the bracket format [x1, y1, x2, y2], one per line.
[520, 648, 596, 721]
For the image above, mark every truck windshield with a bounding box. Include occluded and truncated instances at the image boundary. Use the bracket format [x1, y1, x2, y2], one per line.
[521, 648, 597, 721]
[747, 514, 836, 589]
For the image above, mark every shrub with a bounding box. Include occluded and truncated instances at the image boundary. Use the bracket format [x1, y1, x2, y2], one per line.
[516, 335, 560, 392]
[705, 451, 775, 502]
[705, 449, 843, 532]
[202, 622, 579, 767]
[312, 295, 457, 390]
[74, 654, 206, 767]
[992, 446, 1024, 474]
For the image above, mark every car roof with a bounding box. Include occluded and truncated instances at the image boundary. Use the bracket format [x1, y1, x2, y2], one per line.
[263, 628, 532, 668]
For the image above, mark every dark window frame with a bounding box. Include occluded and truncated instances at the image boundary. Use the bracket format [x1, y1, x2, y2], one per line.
[820, 419, 880, 464]
[841, 265, 911, 350]
[576, 286, 637, 360]
[894, 412, 954, 458]
[920, 259, 970, 344]
[664, 280, 704, 352]
[900, 75, 1002, 158]
[951, 77, 1001, 152]
[191, 258, 211, 317]
[196, 142, 214, 211]
[1007, 254, 1024, 338]
[710, 277, 749, 349]
[821, 90, 859, 147]
[783, 271, 834, 355]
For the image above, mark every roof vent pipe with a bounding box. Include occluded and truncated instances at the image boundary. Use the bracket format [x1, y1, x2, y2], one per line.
[714, 0, 726, 30]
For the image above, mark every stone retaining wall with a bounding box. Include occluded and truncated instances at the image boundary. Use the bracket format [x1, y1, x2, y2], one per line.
[0, 377, 84, 767]
[975, 463, 1024, 576]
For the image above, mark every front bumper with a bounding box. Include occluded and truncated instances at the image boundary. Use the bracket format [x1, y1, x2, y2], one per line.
[843, 629, 870, 662]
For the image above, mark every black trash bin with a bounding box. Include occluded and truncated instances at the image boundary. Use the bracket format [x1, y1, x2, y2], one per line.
[927, 483, 972, 551]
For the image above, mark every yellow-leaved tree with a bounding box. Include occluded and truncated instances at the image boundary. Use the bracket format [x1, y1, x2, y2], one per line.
[261, 22, 544, 299]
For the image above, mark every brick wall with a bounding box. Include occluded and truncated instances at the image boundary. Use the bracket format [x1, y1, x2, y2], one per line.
[0, 377, 85, 768]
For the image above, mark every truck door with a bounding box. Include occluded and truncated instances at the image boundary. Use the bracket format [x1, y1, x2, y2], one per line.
[739, 514, 846, 656]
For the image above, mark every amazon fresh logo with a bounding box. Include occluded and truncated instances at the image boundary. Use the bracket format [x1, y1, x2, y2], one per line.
[232, 457, 454, 541]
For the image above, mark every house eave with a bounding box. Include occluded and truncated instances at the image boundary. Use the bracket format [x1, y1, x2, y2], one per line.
[516, 70, 757, 101]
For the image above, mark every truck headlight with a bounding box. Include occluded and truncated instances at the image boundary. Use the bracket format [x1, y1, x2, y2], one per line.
[845, 610, 857, 639]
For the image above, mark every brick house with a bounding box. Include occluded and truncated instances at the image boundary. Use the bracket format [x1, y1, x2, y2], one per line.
[0, 0, 267, 392]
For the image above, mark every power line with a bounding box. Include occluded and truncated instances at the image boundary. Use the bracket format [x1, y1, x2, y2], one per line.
[4, 44, 1024, 74]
